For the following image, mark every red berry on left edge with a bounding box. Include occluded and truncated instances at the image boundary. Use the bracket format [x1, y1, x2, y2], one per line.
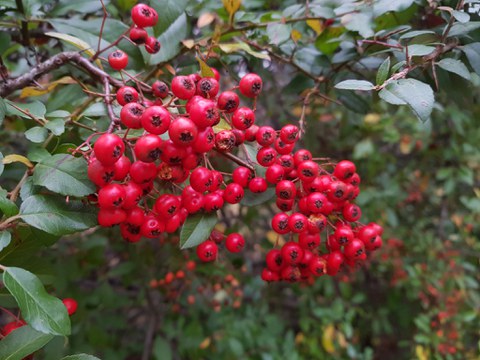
[108, 50, 128, 70]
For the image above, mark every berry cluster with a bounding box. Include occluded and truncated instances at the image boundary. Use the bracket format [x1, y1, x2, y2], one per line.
[86, 2, 384, 284]
[108, 3, 161, 71]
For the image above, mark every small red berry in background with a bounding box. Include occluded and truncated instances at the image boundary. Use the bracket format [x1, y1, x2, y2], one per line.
[62, 298, 78, 316]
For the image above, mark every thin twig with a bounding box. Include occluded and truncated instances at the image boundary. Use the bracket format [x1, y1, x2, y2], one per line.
[214, 149, 255, 172]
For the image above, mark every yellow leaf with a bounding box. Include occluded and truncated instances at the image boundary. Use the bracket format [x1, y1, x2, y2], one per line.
[266, 231, 285, 246]
[218, 42, 270, 60]
[213, 118, 231, 132]
[291, 29, 302, 43]
[20, 76, 76, 98]
[222, 0, 241, 17]
[2, 154, 34, 168]
[45, 32, 102, 68]
[197, 57, 215, 78]
[197, 12, 216, 28]
[416, 345, 430, 360]
[306, 19, 324, 36]
[364, 113, 380, 125]
[322, 324, 336, 354]
[181, 39, 195, 49]
[199, 337, 211, 349]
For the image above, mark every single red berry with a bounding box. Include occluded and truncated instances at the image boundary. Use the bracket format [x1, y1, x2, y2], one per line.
[120, 102, 144, 129]
[154, 194, 181, 219]
[275, 180, 296, 200]
[217, 91, 240, 113]
[169, 117, 198, 147]
[265, 164, 285, 184]
[326, 251, 344, 275]
[87, 159, 116, 187]
[281, 266, 301, 282]
[122, 182, 143, 209]
[244, 124, 259, 141]
[306, 192, 328, 214]
[160, 140, 186, 165]
[277, 154, 295, 173]
[130, 161, 158, 184]
[271, 212, 290, 234]
[248, 177, 268, 193]
[265, 249, 284, 272]
[274, 138, 295, 155]
[281, 241, 304, 266]
[189, 98, 220, 129]
[232, 107, 255, 130]
[152, 80, 169, 98]
[116, 86, 138, 106]
[98, 183, 125, 208]
[256, 126, 276, 146]
[113, 155, 131, 181]
[134, 134, 163, 162]
[256, 146, 277, 167]
[140, 215, 165, 238]
[196, 77, 219, 98]
[225, 233, 245, 253]
[196, 240, 218, 262]
[344, 238, 366, 260]
[190, 167, 213, 193]
[98, 207, 127, 227]
[279, 124, 299, 144]
[94, 133, 125, 166]
[129, 27, 148, 44]
[293, 149, 312, 167]
[328, 181, 348, 202]
[343, 203, 362, 222]
[171, 76, 196, 100]
[334, 224, 354, 245]
[215, 130, 236, 152]
[141, 105, 171, 135]
[261, 268, 280, 282]
[309, 256, 326, 276]
[62, 298, 78, 316]
[131, 4, 157, 27]
[239, 73, 262, 98]
[203, 192, 224, 212]
[192, 126, 215, 153]
[232, 166, 253, 188]
[299, 231, 321, 250]
[347, 172, 361, 187]
[108, 50, 128, 70]
[333, 160, 356, 181]
[276, 198, 294, 211]
[145, 36, 161, 54]
[308, 214, 327, 233]
[209, 229, 224, 244]
[288, 213, 308, 233]
[297, 160, 319, 183]
[223, 183, 245, 204]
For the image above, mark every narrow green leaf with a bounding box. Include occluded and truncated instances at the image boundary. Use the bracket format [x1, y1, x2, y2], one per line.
[20, 195, 97, 235]
[0, 231, 11, 252]
[25, 127, 48, 143]
[437, 58, 471, 80]
[399, 30, 435, 40]
[180, 213, 217, 249]
[0, 325, 55, 360]
[335, 80, 375, 91]
[3, 267, 71, 335]
[386, 79, 434, 122]
[452, 10, 470, 23]
[33, 154, 95, 197]
[376, 57, 391, 85]
[61, 355, 102, 360]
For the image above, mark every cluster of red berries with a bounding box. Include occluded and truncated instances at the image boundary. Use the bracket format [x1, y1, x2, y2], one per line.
[86, 2, 383, 282]
[1, 298, 77, 337]
[108, 3, 160, 70]
[261, 158, 383, 283]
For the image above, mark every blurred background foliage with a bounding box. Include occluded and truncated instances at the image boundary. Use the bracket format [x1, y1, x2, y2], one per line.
[0, 0, 479, 359]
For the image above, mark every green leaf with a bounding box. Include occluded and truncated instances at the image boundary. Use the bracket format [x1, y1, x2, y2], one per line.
[373, 0, 415, 16]
[20, 195, 97, 236]
[33, 154, 95, 197]
[379, 88, 407, 105]
[152, 0, 188, 35]
[218, 42, 271, 60]
[452, 10, 470, 23]
[0, 231, 11, 252]
[153, 337, 172, 360]
[266, 23, 291, 45]
[180, 213, 217, 249]
[3, 267, 71, 335]
[0, 187, 19, 217]
[335, 80, 375, 91]
[5, 100, 46, 120]
[241, 188, 275, 206]
[341, 12, 374, 38]
[25, 127, 48, 143]
[462, 43, 480, 75]
[399, 30, 435, 40]
[437, 58, 471, 80]
[0, 325, 55, 360]
[61, 355, 102, 360]
[45, 118, 65, 136]
[353, 138, 374, 159]
[448, 21, 480, 37]
[149, 13, 188, 64]
[406, 44, 435, 57]
[0, 97, 6, 126]
[386, 79, 434, 122]
[376, 57, 390, 85]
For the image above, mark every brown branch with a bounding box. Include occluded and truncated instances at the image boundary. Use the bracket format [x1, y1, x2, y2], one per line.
[0, 51, 123, 97]
[361, 39, 403, 50]
[215, 149, 255, 172]
[104, 77, 119, 132]
[15, 0, 30, 47]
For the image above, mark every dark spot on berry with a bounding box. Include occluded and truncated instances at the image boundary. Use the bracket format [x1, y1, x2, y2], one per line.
[148, 148, 162, 160]
[103, 171, 114, 183]
[279, 190, 289, 199]
[124, 93, 134, 102]
[252, 82, 261, 94]
[113, 197, 123, 207]
[113, 145, 122, 159]
[180, 132, 194, 142]
[225, 99, 237, 111]
[279, 220, 288, 230]
[334, 189, 344, 198]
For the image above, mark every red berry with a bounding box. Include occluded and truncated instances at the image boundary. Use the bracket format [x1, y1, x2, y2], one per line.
[113, 155, 131, 181]
[299, 232, 321, 250]
[87, 159, 115, 187]
[192, 126, 215, 153]
[131, 4, 157, 27]
[209, 229, 224, 244]
[215, 130, 236, 152]
[265, 164, 285, 184]
[134, 134, 163, 162]
[239, 73, 262, 98]
[62, 298, 78, 316]
[232, 166, 253, 188]
[281, 266, 301, 282]
[168, 117, 198, 147]
[309, 256, 326, 276]
[232, 107, 255, 130]
[1, 320, 26, 336]
[217, 91, 239, 113]
[196, 240, 218, 262]
[130, 161, 158, 184]
[266, 249, 284, 272]
[279, 124, 299, 144]
[141, 105, 171, 135]
[94, 134, 125, 166]
[293, 149, 312, 167]
[189, 98, 220, 128]
[190, 167, 213, 193]
[203, 192, 224, 212]
[145, 36, 161, 54]
[275, 180, 296, 200]
[344, 238, 365, 260]
[122, 182, 143, 209]
[343, 203, 361, 222]
[140, 215, 165, 238]
[333, 160, 356, 181]
[288, 213, 308, 233]
[223, 183, 244, 204]
[281, 241, 304, 266]
[116, 86, 138, 106]
[196, 77, 219, 98]
[297, 160, 319, 183]
[108, 50, 128, 70]
[261, 268, 280, 282]
[171, 76, 196, 100]
[271, 212, 290, 234]
[244, 124, 259, 141]
[98, 207, 127, 227]
[306, 192, 328, 214]
[248, 177, 267, 193]
[256, 146, 277, 167]
[154, 194, 181, 219]
[152, 81, 169, 98]
[98, 183, 125, 208]
[129, 27, 148, 44]
[256, 126, 276, 146]
[326, 251, 344, 275]
[334, 224, 354, 245]
[120, 102, 144, 129]
[225, 233, 245, 253]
